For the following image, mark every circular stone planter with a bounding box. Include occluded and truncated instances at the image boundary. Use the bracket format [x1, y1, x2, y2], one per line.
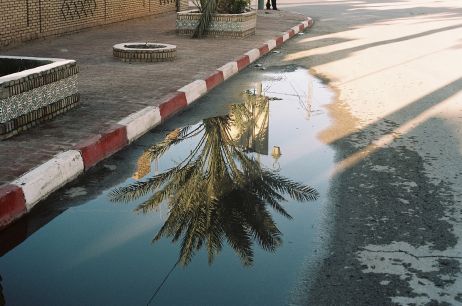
[113, 43, 176, 62]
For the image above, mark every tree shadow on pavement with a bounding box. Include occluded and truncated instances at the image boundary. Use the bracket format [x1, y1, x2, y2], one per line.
[297, 73, 462, 305]
[274, 0, 462, 304]
[279, 0, 462, 69]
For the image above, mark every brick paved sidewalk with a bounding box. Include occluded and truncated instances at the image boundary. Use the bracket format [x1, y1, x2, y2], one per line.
[0, 10, 307, 185]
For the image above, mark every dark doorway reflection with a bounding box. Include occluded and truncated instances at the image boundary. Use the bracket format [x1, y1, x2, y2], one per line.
[110, 92, 319, 267]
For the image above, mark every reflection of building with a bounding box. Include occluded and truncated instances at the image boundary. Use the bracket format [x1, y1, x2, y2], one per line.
[229, 93, 269, 155]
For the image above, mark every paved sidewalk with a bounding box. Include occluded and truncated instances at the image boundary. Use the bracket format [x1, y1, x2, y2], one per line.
[0, 10, 306, 185]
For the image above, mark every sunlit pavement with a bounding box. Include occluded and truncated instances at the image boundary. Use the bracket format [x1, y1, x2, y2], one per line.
[273, 0, 462, 304]
[0, 10, 305, 185]
[2, 0, 462, 303]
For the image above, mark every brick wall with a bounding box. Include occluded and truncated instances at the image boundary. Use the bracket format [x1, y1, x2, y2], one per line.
[0, 0, 188, 48]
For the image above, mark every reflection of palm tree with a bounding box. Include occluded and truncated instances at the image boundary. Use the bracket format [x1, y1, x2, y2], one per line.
[110, 97, 318, 266]
[132, 150, 152, 180]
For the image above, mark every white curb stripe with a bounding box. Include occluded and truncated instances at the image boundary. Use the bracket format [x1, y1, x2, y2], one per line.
[118, 106, 161, 143]
[13, 150, 84, 211]
[291, 26, 300, 34]
[217, 62, 239, 80]
[245, 49, 260, 63]
[178, 80, 207, 104]
[3, 19, 315, 228]
[265, 39, 277, 51]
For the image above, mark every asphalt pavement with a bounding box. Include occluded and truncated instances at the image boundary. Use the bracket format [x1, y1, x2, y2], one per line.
[273, 0, 462, 304]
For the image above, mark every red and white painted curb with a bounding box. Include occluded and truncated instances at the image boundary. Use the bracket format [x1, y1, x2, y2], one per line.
[0, 17, 314, 230]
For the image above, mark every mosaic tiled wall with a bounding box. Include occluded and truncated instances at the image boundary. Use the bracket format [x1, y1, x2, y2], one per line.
[0, 58, 79, 139]
[176, 10, 257, 38]
[0, 0, 189, 48]
[0, 76, 77, 123]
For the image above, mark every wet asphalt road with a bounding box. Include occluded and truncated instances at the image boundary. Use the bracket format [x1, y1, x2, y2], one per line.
[306, 106, 461, 305]
[274, 0, 462, 304]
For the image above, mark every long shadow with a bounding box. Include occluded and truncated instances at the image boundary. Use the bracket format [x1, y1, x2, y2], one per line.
[280, 0, 462, 302]
[303, 81, 462, 304]
[284, 0, 462, 26]
[339, 45, 448, 85]
[323, 77, 462, 157]
[300, 0, 462, 303]
[288, 21, 462, 70]
[279, 0, 462, 67]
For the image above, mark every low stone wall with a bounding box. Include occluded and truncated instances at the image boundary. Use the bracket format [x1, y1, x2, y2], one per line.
[176, 10, 257, 38]
[113, 43, 177, 62]
[0, 56, 79, 139]
[0, 0, 189, 48]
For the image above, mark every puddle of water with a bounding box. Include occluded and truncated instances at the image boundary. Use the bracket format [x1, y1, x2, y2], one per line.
[0, 65, 335, 305]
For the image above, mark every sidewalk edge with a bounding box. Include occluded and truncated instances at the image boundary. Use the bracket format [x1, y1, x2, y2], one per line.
[0, 16, 314, 230]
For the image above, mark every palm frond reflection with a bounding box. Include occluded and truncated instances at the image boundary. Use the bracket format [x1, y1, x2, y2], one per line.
[110, 92, 318, 267]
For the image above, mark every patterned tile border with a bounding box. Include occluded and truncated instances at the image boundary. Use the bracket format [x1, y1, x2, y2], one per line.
[0, 93, 80, 139]
[176, 9, 257, 38]
[0, 16, 314, 230]
[0, 57, 79, 139]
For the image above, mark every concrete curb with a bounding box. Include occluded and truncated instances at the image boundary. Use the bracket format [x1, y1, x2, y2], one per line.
[12, 150, 84, 211]
[0, 17, 314, 230]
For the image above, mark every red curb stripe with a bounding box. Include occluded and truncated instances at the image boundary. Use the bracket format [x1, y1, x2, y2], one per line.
[259, 44, 270, 56]
[276, 36, 284, 46]
[0, 184, 26, 230]
[75, 124, 128, 170]
[159, 92, 188, 121]
[0, 19, 316, 232]
[236, 55, 250, 71]
[205, 71, 224, 91]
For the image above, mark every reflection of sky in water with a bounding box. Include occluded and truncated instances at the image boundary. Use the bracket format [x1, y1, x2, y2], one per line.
[0, 66, 335, 306]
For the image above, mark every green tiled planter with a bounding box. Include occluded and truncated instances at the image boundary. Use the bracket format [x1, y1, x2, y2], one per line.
[176, 9, 257, 38]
